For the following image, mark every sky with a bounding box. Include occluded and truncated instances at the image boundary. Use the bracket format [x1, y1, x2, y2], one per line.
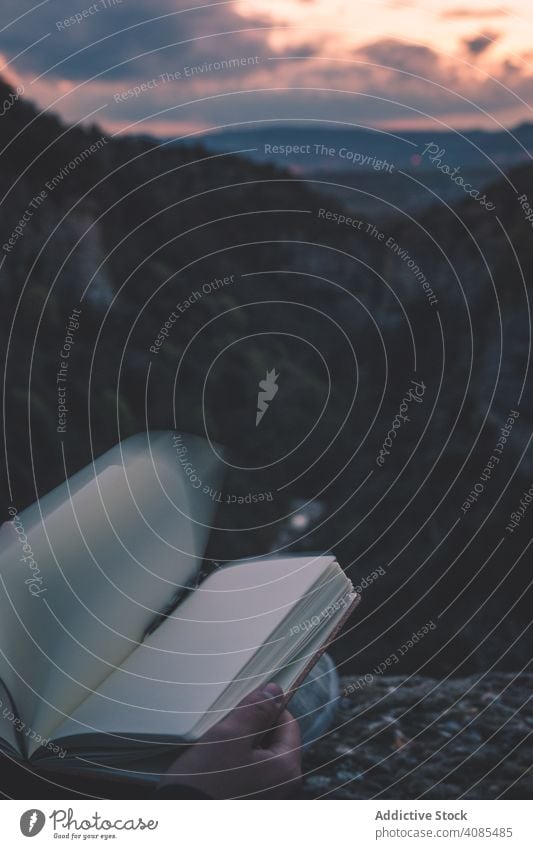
[0, 0, 532, 138]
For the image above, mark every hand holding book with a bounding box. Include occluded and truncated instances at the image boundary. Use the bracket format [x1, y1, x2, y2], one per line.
[157, 683, 302, 799]
[0, 432, 358, 784]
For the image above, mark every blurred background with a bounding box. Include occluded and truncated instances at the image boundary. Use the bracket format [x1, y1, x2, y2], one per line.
[1, 0, 532, 685]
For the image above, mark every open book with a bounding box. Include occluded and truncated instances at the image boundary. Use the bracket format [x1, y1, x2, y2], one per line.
[0, 432, 358, 783]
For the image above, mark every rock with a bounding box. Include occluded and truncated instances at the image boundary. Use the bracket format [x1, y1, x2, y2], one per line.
[301, 673, 533, 799]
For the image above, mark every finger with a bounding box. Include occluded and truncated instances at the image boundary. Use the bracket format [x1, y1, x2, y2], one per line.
[224, 683, 285, 740]
[262, 709, 301, 755]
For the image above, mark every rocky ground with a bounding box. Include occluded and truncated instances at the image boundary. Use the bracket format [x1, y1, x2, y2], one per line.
[301, 673, 533, 799]
[3, 672, 531, 799]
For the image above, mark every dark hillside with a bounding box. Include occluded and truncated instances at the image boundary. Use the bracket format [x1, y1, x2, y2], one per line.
[1, 78, 532, 679]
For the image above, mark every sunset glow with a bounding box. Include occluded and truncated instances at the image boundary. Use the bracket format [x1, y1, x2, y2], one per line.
[0, 0, 531, 134]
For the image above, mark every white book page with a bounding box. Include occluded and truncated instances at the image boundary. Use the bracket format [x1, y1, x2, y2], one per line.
[0, 432, 221, 752]
[53, 555, 338, 744]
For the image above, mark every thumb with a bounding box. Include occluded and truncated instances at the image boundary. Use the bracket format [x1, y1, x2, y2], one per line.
[230, 683, 285, 741]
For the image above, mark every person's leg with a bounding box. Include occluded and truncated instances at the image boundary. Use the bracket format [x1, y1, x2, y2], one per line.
[287, 653, 340, 748]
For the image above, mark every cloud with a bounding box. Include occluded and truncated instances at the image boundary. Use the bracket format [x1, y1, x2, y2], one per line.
[463, 31, 501, 56]
[357, 39, 442, 77]
[441, 7, 509, 19]
[0, 0, 281, 82]
[0, 2, 530, 135]
[383, 0, 417, 7]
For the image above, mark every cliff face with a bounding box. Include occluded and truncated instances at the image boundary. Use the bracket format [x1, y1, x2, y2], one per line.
[302, 674, 533, 799]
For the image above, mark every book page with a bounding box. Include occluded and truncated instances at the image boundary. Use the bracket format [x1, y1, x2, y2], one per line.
[52, 555, 340, 744]
[0, 432, 221, 752]
[0, 680, 20, 756]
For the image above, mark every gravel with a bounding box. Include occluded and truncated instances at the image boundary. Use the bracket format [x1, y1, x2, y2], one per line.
[301, 673, 533, 799]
